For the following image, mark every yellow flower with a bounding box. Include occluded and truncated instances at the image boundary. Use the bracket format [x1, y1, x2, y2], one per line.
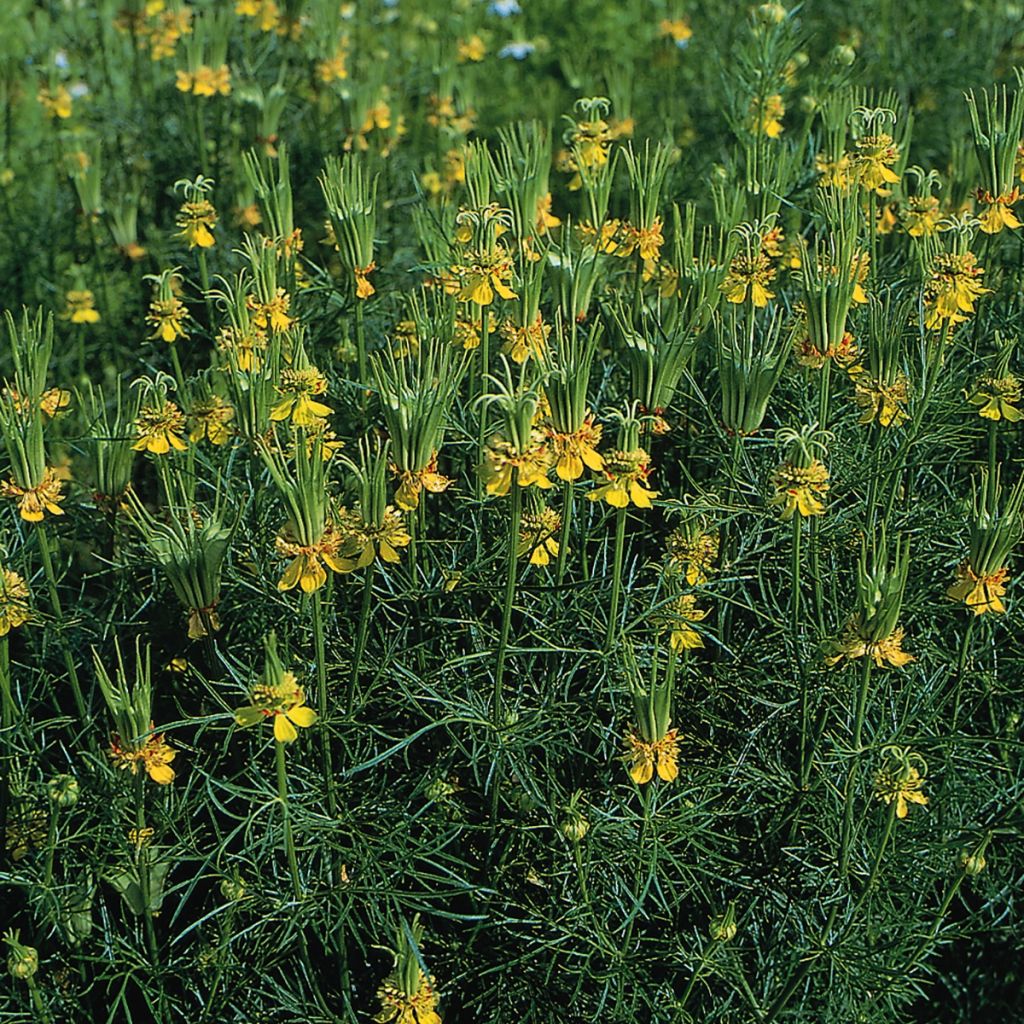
[769, 459, 829, 519]
[482, 435, 553, 496]
[923, 251, 990, 330]
[547, 417, 604, 482]
[270, 368, 333, 427]
[976, 188, 1022, 234]
[234, 672, 317, 744]
[624, 728, 680, 784]
[335, 506, 412, 570]
[146, 296, 189, 342]
[457, 33, 486, 62]
[189, 395, 235, 445]
[354, 262, 377, 300]
[535, 192, 561, 234]
[518, 507, 562, 566]
[903, 195, 942, 238]
[453, 246, 517, 306]
[966, 373, 1023, 422]
[500, 315, 550, 364]
[751, 93, 785, 138]
[794, 331, 859, 370]
[275, 520, 347, 593]
[0, 570, 31, 635]
[61, 290, 100, 324]
[947, 562, 1009, 616]
[218, 324, 268, 371]
[720, 250, 776, 307]
[176, 199, 217, 248]
[853, 133, 900, 195]
[659, 17, 693, 45]
[133, 400, 189, 454]
[825, 624, 914, 669]
[874, 760, 928, 819]
[38, 85, 73, 119]
[393, 453, 451, 511]
[247, 288, 295, 333]
[6, 387, 71, 419]
[375, 971, 442, 1024]
[588, 448, 657, 509]
[317, 46, 349, 83]
[2, 467, 66, 522]
[815, 152, 852, 189]
[617, 219, 665, 263]
[108, 726, 177, 785]
[658, 593, 708, 652]
[852, 371, 911, 428]
[665, 529, 718, 586]
[180, 64, 231, 97]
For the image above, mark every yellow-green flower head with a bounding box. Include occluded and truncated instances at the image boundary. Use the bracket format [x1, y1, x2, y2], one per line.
[234, 672, 317, 743]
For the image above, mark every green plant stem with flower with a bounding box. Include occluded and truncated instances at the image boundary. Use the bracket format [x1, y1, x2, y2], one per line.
[494, 466, 521, 722]
[555, 479, 573, 586]
[134, 772, 160, 965]
[347, 563, 375, 715]
[604, 506, 627, 652]
[840, 656, 873, 878]
[312, 590, 337, 817]
[275, 739, 302, 899]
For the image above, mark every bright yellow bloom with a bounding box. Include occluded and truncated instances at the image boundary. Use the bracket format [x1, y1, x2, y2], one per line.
[853, 134, 900, 195]
[852, 371, 911, 428]
[923, 251, 990, 330]
[234, 672, 317, 744]
[61, 290, 100, 324]
[146, 296, 188, 342]
[133, 400, 189, 454]
[189, 395, 234, 445]
[247, 289, 295, 333]
[751, 93, 785, 138]
[457, 34, 487, 62]
[769, 459, 829, 519]
[794, 331, 859, 370]
[217, 324, 268, 371]
[947, 563, 1009, 616]
[903, 195, 942, 238]
[393, 453, 451, 511]
[535, 192, 561, 234]
[625, 728, 680, 784]
[518, 507, 562, 566]
[176, 64, 232, 97]
[109, 726, 177, 785]
[0, 570, 31, 635]
[375, 971, 442, 1024]
[453, 246, 517, 306]
[176, 199, 217, 248]
[966, 373, 1023, 422]
[617, 219, 665, 263]
[354, 262, 377, 300]
[500, 316, 550, 364]
[5, 387, 71, 419]
[588, 448, 657, 509]
[815, 153, 852, 189]
[317, 46, 349, 83]
[482, 435, 553, 496]
[874, 763, 928, 819]
[658, 594, 708, 652]
[720, 250, 776, 307]
[976, 188, 1022, 234]
[270, 368, 333, 427]
[275, 521, 347, 593]
[335, 506, 411, 570]
[825, 624, 914, 669]
[38, 85, 72, 119]
[547, 417, 604, 482]
[659, 18, 693, 45]
[2, 468, 66, 522]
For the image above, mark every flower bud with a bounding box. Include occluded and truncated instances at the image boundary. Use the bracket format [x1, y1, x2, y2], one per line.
[709, 903, 738, 942]
[4, 934, 38, 981]
[559, 810, 589, 842]
[831, 44, 856, 66]
[961, 850, 987, 876]
[219, 875, 247, 902]
[755, 3, 787, 25]
[48, 774, 79, 809]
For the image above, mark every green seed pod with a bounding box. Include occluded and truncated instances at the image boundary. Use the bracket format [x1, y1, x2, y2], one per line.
[48, 774, 79, 809]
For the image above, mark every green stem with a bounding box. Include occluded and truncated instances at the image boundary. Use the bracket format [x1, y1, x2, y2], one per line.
[555, 479, 573, 587]
[0, 633, 14, 729]
[135, 772, 159, 965]
[275, 740, 302, 899]
[839, 657, 873, 878]
[951, 616, 977, 734]
[347, 563, 375, 715]
[605, 506, 627, 652]
[494, 470, 521, 721]
[312, 591, 337, 818]
[355, 299, 367, 410]
[475, 305, 491, 501]
[196, 247, 215, 331]
[36, 525, 87, 722]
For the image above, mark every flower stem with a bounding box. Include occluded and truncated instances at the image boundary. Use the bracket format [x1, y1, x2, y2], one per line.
[36, 525, 86, 722]
[951, 615, 977, 733]
[555, 479, 573, 587]
[347, 563, 375, 715]
[475, 305, 491, 501]
[494, 469, 521, 722]
[355, 298, 367, 411]
[604, 506, 627, 652]
[312, 591, 337, 818]
[839, 656, 873, 878]
[275, 740, 302, 899]
[0, 633, 14, 730]
[134, 772, 160, 965]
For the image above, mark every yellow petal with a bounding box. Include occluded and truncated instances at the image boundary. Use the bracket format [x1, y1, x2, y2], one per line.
[274, 714, 298, 743]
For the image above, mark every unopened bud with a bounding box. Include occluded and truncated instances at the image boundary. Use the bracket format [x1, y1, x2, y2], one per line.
[48, 774, 79, 809]
[961, 851, 987, 876]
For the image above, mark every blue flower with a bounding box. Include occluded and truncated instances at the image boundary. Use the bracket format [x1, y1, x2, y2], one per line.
[498, 42, 535, 60]
[489, 0, 521, 16]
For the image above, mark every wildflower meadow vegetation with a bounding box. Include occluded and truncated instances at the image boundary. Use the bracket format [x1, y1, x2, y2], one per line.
[4, 0, 1024, 1020]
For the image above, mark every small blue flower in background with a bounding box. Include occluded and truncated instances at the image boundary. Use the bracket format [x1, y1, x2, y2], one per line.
[54, 50, 69, 70]
[498, 42, 535, 60]
[490, 0, 521, 16]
